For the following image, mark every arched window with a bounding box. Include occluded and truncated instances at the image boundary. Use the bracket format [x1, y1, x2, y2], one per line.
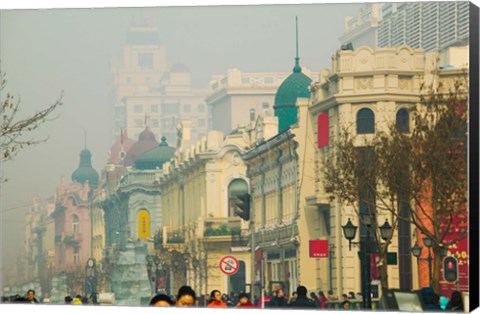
[228, 179, 248, 217]
[72, 215, 80, 233]
[137, 209, 151, 239]
[357, 108, 375, 134]
[396, 108, 410, 133]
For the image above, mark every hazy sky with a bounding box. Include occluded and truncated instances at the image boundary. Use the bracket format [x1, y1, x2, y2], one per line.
[0, 0, 369, 269]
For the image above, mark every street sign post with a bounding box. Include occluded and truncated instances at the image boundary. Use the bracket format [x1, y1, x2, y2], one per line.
[219, 255, 239, 275]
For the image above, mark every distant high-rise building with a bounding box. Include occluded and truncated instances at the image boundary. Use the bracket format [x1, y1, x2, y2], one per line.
[340, 2, 469, 52]
[110, 22, 208, 146]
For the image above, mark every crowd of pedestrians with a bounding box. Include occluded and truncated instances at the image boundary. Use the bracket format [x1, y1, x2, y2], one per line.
[1, 286, 466, 311]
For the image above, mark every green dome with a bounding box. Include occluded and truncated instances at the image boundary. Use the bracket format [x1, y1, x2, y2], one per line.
[134, 136, 176, 170]
[72, 149, 99, 188]
[274, 57, 312, 132]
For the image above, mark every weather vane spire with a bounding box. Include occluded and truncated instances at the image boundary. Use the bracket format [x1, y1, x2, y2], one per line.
[294, 16, 301, 73]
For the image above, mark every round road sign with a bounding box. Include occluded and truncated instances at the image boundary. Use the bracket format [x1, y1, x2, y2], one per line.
[219, 255, 239, 275]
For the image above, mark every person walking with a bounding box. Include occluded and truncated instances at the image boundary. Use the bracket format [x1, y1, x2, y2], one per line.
[207, 289, 227, 308]
[236, 292, 256, 308]
[149, 293, 174, 307]
[318, 291, 328, 309]
[269, 289, 287, 308]
[446, 291, 464, 311]
[175, 286, 196, 307]
[310, 292, 321, 308]
[288, 286, 316, 309]
[25, 289, 39, 304]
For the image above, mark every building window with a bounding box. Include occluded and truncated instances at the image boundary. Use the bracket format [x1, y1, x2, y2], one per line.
[183, 104, 191, 112]
[317, 112, 329, 148]
[134, 104, 143, 113]
[262, 102, 270, 109]
[151, 104, 158, 112]
[198, 119, 206, 127]
[152, 119, 159, 127]
[357, 108, 375, 134]
[138, 53, 153, 69]
[72, 215, 80, 233]
[250, 109, 256, 122]
[73, 246, 80, 265]
[228, 179, 248, 217]
[396, 108, 410, 133]
[197, 104, 205, 112]
[119, 150, 126, 161]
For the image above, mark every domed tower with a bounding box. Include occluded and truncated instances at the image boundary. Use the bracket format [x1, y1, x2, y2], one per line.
[123, 127, 159, 167]
[134, 136, 176, 170]
[273, 17, 312, 133]
[72, 148, 99, 189]
[108, 129, 135, 165]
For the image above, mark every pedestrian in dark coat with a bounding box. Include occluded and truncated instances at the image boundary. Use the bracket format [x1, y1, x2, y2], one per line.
[269, 289, 287, 308]
[288, 286, 316, 309]
[446, 291, 464, 311]
[310, 292, 321, 308]
[420, 287, 441, 311]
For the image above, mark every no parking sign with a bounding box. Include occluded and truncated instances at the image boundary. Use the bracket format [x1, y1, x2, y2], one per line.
[219, 255, 239, 275]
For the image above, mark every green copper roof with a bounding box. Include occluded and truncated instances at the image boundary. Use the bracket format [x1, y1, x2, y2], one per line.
[71, 149, 99, 188]
[135, 136, 176, 170]
[274, 57, 312, 132]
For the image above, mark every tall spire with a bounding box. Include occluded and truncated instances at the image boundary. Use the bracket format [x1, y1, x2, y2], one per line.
[293, 16, 301, 73]
[84, 131, 87, 149]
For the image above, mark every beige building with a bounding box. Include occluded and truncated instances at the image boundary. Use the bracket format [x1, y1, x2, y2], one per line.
[206, 68, 317, 135]
[110, 23, 208, 145]
[157, 121, 252, 296]
[308, 45, 469, 297]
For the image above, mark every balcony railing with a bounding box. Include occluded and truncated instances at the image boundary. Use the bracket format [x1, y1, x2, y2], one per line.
[203, 217, 242, 237]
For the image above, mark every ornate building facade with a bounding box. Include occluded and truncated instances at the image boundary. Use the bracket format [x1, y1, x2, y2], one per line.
[309, 45, 469, 297]
[157, 122, 251, 297]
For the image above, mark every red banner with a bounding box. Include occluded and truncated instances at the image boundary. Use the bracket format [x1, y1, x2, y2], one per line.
[309, 240, 329, 258]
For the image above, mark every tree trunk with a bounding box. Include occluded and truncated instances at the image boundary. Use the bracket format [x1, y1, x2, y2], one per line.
[431, 246, 443, 294]
[379, 259, 389, 290]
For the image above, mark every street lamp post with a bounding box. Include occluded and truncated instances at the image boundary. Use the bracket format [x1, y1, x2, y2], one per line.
[423, 237, 433, 285]
[146, 255, 161, 295]
[342, 217, 392, 310]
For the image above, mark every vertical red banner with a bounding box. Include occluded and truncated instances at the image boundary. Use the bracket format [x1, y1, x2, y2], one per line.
[317, 113, 329, 148]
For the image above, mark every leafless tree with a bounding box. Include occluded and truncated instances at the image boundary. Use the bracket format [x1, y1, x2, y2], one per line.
[1, 70, 63, 162]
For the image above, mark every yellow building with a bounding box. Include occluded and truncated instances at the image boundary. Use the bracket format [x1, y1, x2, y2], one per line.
[157, 121, 252, 297]
[308, 45, 469, 298]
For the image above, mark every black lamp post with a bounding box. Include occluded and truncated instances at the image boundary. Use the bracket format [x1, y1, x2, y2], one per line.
[342, 218, 358, 251]
[423, 237, 433, 285]
[411, 242, 422, 261]
[342, 216, 393, 310]
[379, 220, 393, 242]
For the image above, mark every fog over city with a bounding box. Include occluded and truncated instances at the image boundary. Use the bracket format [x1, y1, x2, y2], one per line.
[0, 2, 364, 270]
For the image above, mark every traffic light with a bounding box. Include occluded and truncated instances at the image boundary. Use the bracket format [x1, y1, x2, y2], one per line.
[235, 193, 251, 221]
[443, 255, 458, 283]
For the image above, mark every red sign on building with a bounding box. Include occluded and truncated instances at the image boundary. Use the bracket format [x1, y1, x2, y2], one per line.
[309, 240, 329, 258]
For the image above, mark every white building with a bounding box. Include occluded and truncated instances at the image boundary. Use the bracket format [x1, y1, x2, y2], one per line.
[340, 2, 469, 52]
